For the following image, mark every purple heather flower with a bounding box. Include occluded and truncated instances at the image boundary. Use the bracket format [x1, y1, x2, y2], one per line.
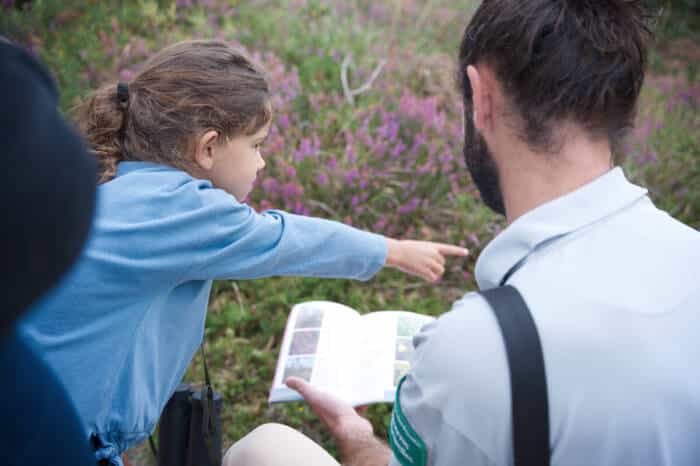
[398, 197, 421, 215]
[294, 137, 317, 162]
[293, 200, 305, 214]
[373, 218, 387, 232]
[345, 145, 358, 163]
[391, 142, 406, 159]
[369, 3, 389, 20]
[440, 152, 452, 165]
[135, 38, 148, 57]
[372, 141, 388, 157]
[277, 114, 290, 130]
[345, 169, 360, 185]
[119, 69, 135, 82]
[357, 118, 373, 147]
[417, 162, 432, 174]
[316, 173, 329, 186]
[282, 182, 303, 200]
[262, 178, 279, 193]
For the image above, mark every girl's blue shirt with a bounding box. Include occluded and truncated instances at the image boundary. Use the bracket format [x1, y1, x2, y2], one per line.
[21, 161, 387, 465]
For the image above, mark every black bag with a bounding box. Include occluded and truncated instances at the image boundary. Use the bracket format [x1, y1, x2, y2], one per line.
[153, 343, 223, 466]
[479, 285, 550, 466]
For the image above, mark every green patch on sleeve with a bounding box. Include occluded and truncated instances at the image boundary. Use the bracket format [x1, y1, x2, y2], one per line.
[389, 376, 427, 466]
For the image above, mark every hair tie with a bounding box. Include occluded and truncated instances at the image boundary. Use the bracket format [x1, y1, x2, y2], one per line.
[116, 82, 129, 109]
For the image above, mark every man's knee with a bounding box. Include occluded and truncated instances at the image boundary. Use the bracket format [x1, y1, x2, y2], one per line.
[222, 423, 299, 466]
[223, 423, 340, 466]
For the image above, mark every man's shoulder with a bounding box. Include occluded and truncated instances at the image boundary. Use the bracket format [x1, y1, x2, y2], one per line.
[410, 289, 511, 421]
[399, 291, 513, 465]
[414, 291, 499, 354]
[503, 195, 700, 315]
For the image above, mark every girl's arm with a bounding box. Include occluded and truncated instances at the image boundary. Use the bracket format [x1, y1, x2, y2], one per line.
[180, 187, 466, 282]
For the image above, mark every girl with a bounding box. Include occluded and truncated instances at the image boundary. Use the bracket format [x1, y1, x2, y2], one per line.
[22, 40, 467, 465]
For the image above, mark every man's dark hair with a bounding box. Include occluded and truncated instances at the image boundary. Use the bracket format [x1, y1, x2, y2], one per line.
[458, 0, 653, 152]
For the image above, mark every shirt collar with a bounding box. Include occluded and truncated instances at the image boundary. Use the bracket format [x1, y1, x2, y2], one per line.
[475, 167, 649, 290]
[116, 161, 174, 177]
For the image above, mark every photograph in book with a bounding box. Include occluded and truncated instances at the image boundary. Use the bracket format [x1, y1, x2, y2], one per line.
[282, 356, 315, 382]
[268, 301, 434, 406]
[289, 330, 321, 355]
[295, 306, 325, 329]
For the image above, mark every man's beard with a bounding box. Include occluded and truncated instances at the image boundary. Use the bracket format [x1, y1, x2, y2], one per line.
[462, 110, 506, 216]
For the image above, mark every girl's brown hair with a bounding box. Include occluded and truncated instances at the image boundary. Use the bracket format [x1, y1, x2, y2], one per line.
[76, 40, 272, 183]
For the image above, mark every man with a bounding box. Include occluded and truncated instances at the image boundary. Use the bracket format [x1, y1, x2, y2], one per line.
[224, 1, 700, 465]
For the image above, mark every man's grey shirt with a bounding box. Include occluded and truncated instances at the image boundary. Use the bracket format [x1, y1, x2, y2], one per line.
[391, 168, 700, 466]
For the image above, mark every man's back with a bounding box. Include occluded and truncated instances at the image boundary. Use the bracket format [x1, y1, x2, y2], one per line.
[394, 168, 700, 466]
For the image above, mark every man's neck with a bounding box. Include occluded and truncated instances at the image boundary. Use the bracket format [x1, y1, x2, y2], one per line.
[497, 131, 613, 224]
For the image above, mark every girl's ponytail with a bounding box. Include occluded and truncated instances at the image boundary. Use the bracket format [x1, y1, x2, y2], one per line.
[74, 82, 129, 183]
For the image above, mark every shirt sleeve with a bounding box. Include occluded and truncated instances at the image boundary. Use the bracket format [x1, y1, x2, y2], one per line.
[389, 293, 512, 466]
[181, 186, 388, 281]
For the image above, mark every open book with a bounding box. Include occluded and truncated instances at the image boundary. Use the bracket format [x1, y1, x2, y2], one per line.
[268, 301, 435, 406]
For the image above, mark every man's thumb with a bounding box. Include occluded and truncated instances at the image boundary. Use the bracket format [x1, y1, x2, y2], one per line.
[285, 376, 310, 396]
[286, 376, 326, 410]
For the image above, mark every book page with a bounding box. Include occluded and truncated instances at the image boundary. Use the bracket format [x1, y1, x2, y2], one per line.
[349, 311, 434, 405]
[269, 301, 360, 403]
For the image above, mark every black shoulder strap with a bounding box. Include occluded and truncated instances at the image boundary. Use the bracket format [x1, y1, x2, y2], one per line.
[479, 285, 550, 466]
[199, 342, 219, 466]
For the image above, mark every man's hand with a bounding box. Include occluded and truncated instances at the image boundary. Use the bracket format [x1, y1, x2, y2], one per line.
[285, 377, 391, 466]
[386, 239, 469, 283]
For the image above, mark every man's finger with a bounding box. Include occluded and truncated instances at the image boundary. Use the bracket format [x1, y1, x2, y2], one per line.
[434, 244, 470, 256]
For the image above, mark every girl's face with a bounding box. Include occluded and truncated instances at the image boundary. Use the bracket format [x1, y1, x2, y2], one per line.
[196, 122, 270, 201]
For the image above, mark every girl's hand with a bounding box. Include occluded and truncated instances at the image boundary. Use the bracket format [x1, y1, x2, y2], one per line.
[385, 239, 469, 282]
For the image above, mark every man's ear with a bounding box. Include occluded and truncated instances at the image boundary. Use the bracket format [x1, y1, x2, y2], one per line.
[194, 130, 219, 171]
[466, 65, 493, 133]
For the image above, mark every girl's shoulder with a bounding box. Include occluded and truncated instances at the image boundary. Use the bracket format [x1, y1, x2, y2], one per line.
[99, 161, 241, 221]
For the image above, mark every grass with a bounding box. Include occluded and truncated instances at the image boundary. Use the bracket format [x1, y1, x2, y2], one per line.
[2, 0, 698, 463]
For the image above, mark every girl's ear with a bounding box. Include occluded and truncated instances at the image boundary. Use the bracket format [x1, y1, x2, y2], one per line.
[194, 130, 219, 171]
